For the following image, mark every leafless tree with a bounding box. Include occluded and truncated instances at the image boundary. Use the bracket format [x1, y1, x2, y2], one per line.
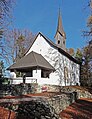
[3, 29, 34, 64]
[0, 0, 14, 29]
[0, 0, 15, 62]
[81, 0, 92, 86]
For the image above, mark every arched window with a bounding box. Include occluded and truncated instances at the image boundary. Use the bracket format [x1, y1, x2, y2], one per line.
[64, 67, 69, 85]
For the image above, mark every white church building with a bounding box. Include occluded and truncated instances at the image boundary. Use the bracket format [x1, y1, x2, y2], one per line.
[8, 11, 81, 86]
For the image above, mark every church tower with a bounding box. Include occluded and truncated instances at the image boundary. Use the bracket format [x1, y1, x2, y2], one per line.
[54, 9, 66, 51]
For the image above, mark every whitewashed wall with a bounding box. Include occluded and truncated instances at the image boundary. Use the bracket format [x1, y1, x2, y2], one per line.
[26, 33, 80, 86]
[33, 69, 41, 78]
[10, 77, 37, 84]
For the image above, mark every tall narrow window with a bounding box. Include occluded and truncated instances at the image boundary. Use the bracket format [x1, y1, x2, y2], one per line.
[63, 41, 65, 45]
[58, 40, 60, 44]
[64, 67, 69, 85]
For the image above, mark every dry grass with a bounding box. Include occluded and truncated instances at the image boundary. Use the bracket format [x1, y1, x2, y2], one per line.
[60, 98, 92, 119]
[0, 107, 16, 119]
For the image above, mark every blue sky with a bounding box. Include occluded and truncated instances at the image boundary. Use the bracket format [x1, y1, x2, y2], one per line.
[12, 0, 90, 49]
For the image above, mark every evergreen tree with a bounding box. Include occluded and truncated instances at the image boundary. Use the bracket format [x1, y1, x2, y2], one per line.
[75, 49, 83, 62]
[80, 42, 92, 86]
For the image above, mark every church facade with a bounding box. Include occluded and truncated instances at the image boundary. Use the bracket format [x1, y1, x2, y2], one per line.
[8, 11, 81, 86]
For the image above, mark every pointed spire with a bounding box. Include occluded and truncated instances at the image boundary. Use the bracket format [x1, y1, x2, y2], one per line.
[56, 8, 66, 39]
[54, 8, 66, 51]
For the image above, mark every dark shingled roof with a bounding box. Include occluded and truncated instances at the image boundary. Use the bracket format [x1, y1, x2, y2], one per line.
[8, 51, 55, 71]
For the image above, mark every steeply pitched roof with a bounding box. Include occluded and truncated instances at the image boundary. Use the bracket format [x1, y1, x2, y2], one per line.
[55, 9, 66, 39]
[27, 32, 80, 64]
[19, 31, 80, 65]
[8, 51, 55, 71]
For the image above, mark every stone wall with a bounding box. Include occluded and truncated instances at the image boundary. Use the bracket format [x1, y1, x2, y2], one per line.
[43, 84, 92, 99]
[60, 86, 92, 99]
[1, 84, 91, 99]
[0, 91, 78, 117]
[0, 84, 92, 118]
[0, 97, 61, 119]
[0, 83, 38, 97]
[47, 92, 77, 114]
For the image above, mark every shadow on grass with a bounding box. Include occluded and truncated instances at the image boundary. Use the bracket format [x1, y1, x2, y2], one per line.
[60, 99, 92, 119]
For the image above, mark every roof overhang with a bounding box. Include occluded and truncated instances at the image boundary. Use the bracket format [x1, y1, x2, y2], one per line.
[7, 51, 55, 72]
